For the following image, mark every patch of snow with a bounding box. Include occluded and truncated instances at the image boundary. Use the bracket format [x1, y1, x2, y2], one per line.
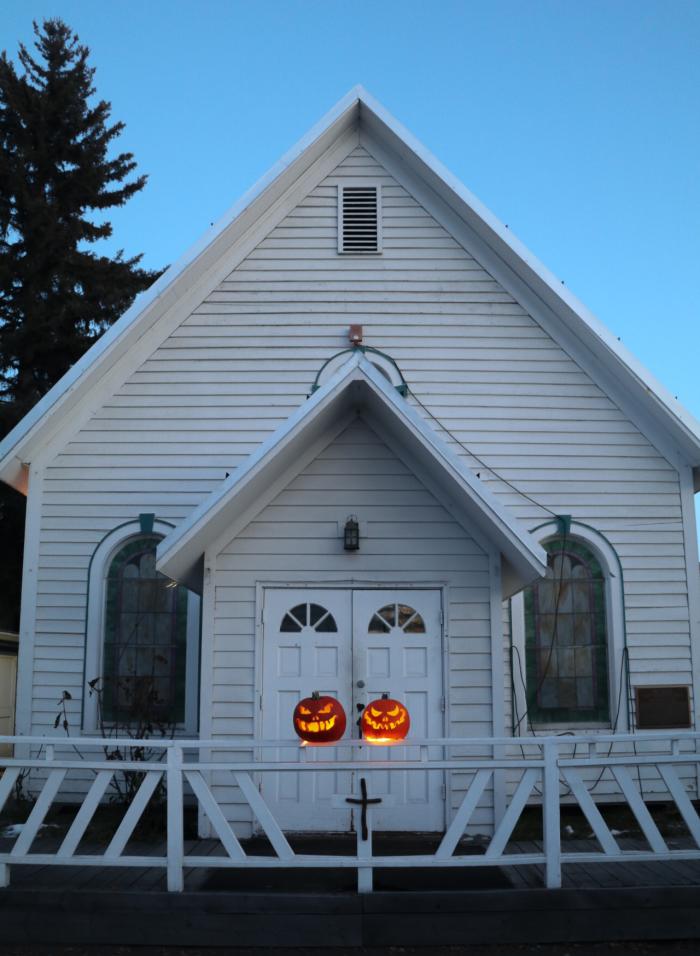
[0, 824, 24, 837]
[0, 823, 59, 838]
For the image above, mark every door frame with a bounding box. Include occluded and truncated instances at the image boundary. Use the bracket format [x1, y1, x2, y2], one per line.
[254, 581, 451, 831]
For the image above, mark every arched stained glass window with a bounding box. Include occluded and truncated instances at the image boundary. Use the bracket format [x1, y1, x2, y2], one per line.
[102, 535, 188, 724]
[524, 538, 609, 723]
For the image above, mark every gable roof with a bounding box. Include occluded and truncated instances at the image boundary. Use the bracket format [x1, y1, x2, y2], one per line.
[2, 86, 700, 492]
[155, 354, 548, 596]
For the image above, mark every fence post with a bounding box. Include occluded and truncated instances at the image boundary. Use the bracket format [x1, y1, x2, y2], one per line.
[166, 745, 184, 892]
[357, 809, 373, 893]
[542, 740, 561, 889]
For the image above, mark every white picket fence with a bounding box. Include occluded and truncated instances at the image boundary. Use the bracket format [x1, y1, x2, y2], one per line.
[1, 732, 699, 893]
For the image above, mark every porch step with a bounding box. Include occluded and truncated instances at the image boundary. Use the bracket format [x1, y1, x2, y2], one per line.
[2, 886, 700, 947]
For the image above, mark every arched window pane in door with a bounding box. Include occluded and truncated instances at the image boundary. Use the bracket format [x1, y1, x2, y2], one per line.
[368, 603, 425, 634]
[524, 538, 609, 724]
[279, 602, 338, 633]
[103, 536, 188, 724]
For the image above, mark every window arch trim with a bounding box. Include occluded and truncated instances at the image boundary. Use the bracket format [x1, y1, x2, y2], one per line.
[510, 520, 629, 733]
[525, 536, 609, 723]
[82, 518, 203, 731]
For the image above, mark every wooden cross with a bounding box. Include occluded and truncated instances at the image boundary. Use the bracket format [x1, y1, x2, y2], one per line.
[332, 778, 394, 891]
[344, 777, 382, 841]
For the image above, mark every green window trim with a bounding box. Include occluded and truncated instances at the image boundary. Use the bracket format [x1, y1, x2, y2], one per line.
[525, 537, 610, 725]
[102, 534, 188, 726]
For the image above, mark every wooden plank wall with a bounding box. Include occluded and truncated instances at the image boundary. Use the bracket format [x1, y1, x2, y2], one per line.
[30, 142, 691, 810]
[212, 418, 493, 831]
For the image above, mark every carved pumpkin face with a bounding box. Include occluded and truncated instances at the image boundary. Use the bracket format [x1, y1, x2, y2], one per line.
[293, 692, 346, 744]
[361, 694, 410, 744]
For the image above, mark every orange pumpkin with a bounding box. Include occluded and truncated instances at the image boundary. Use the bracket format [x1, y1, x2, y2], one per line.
[361, 694, 410, 744]
[293, 692, 346, 744]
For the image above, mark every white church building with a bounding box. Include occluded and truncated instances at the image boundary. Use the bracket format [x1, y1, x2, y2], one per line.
[1, 88, 700, 847]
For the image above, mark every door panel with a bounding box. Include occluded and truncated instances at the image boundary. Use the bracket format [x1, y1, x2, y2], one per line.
[261, 589, 352, 831]
[352, 590, 444, 831]
[260, 588, 444, 832]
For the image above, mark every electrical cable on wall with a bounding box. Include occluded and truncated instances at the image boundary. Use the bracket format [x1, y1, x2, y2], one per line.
[407, 377, 647, 801]
[408, 387, 559, 519]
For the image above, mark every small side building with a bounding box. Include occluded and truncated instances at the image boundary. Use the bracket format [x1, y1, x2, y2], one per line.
[0, 632, 18, 757]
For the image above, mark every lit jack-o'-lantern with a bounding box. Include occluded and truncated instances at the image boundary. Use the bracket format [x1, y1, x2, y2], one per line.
[293, 692, 347, 744]
[361, 693, 410, 744]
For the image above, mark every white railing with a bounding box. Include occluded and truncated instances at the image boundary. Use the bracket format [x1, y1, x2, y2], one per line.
[1, 733, 699, 893]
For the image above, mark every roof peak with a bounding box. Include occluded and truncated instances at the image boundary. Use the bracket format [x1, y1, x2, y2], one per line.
[2, 86, 699, 493]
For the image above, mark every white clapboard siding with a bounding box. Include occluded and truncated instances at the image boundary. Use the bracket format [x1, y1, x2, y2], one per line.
[210, 419, 493, 831]
[29, 141, 691, 818]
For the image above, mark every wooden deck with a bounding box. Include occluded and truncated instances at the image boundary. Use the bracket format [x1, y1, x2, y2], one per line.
[2, 835, 700, 893]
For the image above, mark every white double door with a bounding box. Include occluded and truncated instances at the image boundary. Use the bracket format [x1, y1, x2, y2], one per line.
[260, 588, 444, 832]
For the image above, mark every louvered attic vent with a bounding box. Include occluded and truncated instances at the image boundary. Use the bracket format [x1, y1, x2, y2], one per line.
[338, 185, 381, 254]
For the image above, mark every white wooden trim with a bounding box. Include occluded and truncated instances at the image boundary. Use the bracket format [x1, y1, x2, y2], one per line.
[156, 355, 367, 577]
[254, 583, 449, 833]
[204, 412, 356, 562]
[679, 466, 700, 729]
[489, 548, 506, 826]
[485, 767, 538, 858]
[198, 553, 216, 747]
[366, 414, 496, 563]
[166, 745, 184, 891]
[509, 521, 628, 735]
[0, 124, 360, 489]
[316, 351, 404, 393]
[82, 519, 197, 732]
[657, 763, 700, 846]
[360, 127, 695, 473]
[235, 771, 294, 859]
[542, 741, 561, 888]
[11, 768, 66, 856]
[4, 86, 700, 495]
[185, 592, 201, 732]
[436, 768, 492, 858]
[510, 591, 527, 735]
[57, 770, 114, 858]
[0, 768, 20, 813]
[158, 354, 547, 588]
[196, 551, 217, 840]
[610, 766, 667, 853]
[185, 769, 246, 859]
[14, 464, 44, 740]
[106, 771, 163, 860]
[560, 767, 618, 854]
[439, 585, 454, 827]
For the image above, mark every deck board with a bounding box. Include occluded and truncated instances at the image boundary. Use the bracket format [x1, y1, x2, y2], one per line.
[4, 835, 700, 894]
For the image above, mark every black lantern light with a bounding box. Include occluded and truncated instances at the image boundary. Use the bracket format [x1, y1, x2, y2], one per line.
[343, 515, 360, 551]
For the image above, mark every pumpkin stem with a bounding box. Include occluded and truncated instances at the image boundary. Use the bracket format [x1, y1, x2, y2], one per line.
[381, 693, 389, 699]
[311, 691, 320, 699]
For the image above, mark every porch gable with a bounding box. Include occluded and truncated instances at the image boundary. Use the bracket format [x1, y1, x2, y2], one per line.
[156, 354, 547, 597]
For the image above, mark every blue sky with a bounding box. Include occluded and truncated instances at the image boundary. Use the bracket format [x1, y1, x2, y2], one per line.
[2, 0, 699, 420]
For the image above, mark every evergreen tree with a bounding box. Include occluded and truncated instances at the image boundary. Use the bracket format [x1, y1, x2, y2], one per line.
[0, 20, 161, 630]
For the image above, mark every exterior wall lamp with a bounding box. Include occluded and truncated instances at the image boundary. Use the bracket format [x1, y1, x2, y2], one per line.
[343, 515, 360, 551]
